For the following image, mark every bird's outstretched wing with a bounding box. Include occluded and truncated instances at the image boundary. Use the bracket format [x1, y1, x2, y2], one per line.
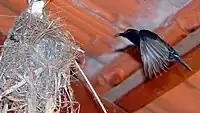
[139, 30, 191, 79]
[139, 34, 170, 78]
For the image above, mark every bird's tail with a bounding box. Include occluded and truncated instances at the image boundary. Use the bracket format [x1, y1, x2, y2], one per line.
[164, 42, 192, 71]
[174, 55, 192, 71]
[154, 34, 192, 72]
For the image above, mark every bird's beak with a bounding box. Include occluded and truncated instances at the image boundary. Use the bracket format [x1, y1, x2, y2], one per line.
[114, 33, 123, 37]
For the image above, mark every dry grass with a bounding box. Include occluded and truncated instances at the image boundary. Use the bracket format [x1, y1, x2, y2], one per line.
[0, 11, 82, 113]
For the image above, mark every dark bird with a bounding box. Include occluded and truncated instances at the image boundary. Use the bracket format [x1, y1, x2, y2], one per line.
[115, 29, 192, 79]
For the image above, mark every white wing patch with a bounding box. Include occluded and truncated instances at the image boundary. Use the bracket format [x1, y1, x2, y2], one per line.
[140, 37, 170, 78]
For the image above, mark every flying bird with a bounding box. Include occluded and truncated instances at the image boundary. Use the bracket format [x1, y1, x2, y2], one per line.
[115, 29, 192, 79]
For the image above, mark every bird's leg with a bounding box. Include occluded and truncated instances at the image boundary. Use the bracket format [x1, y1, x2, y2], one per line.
[114, 45, 137, 53]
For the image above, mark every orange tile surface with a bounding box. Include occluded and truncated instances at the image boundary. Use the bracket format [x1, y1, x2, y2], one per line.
[135, 68, 200, 113]
[75, 0, 154, 27]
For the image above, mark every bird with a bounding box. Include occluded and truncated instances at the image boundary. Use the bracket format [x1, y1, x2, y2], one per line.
[114, 29, 192, 79]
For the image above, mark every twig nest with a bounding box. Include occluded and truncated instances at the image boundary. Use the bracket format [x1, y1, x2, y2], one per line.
[0, 11, 81, 113]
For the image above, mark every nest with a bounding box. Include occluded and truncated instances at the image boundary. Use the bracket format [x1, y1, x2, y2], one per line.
[0, 11, 82, 113]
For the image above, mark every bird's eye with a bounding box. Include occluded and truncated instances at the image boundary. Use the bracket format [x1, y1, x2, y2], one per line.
[127, 30, 131, 32]
[125, 30, 130, 34]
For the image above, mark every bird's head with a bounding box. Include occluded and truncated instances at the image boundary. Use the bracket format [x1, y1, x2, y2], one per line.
[114, 29, 139, 39]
